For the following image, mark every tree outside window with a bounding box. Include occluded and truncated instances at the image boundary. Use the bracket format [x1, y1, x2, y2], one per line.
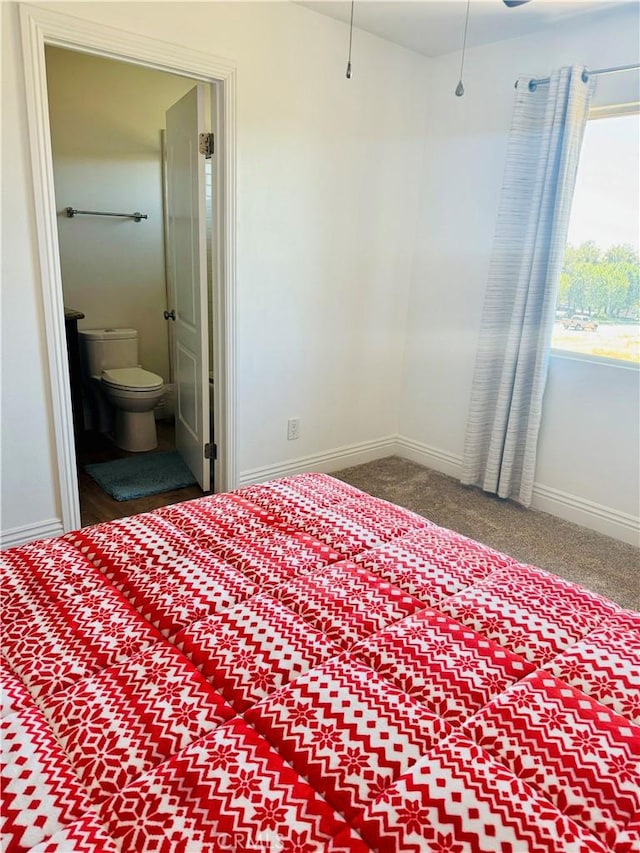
[552, 111, 639, 364]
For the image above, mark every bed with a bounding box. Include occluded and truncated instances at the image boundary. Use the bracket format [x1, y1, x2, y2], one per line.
[2, 472, 638, 852]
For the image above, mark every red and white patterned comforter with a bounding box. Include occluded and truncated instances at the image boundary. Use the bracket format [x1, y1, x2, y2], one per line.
[1, 473, 638, 852]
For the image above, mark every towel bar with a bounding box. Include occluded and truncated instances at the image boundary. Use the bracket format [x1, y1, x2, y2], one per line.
[65, 207, 147, 222]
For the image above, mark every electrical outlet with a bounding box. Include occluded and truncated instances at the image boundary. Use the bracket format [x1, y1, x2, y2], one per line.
[287, 417, 300, 440]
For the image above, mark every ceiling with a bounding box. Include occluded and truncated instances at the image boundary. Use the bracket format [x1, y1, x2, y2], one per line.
[298, 0, 624, 58]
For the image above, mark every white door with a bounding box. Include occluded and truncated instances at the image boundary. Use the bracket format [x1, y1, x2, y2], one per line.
[165, 86, 210, 491]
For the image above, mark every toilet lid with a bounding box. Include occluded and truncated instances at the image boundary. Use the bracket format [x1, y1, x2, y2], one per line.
[101, 367, 163, 391]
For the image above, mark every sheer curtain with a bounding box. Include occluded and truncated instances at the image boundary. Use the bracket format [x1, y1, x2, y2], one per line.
[461, 66, 594, 506]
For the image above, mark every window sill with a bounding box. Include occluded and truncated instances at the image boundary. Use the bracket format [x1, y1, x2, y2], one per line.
[550, 348, 640, 371]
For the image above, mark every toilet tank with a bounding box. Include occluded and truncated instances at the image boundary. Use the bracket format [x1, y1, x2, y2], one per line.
[79, 328, 139, 377]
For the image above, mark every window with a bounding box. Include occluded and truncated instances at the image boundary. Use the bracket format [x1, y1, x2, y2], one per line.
[551, 108, 639, 365]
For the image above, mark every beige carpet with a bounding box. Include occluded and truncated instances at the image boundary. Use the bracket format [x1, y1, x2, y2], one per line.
[332, 455, 639, 612]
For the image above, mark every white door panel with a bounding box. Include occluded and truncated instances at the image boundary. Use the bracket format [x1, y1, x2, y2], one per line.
[165, 85, 210, 491]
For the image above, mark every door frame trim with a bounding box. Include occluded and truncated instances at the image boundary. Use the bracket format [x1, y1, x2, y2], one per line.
[19, 3, 238, 530]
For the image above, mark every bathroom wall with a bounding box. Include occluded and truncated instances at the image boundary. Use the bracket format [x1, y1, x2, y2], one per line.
[45, 47, 195, 380]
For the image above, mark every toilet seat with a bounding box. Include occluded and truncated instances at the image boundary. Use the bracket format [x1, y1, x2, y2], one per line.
[101, 367, 163, 392]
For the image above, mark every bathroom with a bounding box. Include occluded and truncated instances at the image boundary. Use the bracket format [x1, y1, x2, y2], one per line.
[46, 46, 214, 524]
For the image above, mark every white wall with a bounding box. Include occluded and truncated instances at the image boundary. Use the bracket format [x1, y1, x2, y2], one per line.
[46, 47, 194, 381]
[398, 4, 640, 542]
[1, 1, 427, 539]
[1, 4, 62, 539]
[3, 0, 638, 546]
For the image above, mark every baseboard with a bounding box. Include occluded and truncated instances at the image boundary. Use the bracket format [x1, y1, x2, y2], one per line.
[238, 435, 398, 487]
[4, 438, 636, 549]
[393, 434, 639, 546]
[394, 436, 463, 479]
[531, 484, 640, 547]
[1, 518, 65, 550]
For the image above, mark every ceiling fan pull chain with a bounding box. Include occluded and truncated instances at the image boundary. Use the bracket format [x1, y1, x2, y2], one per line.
[455, 0, 472, 97]
[346, 0, 354, 79]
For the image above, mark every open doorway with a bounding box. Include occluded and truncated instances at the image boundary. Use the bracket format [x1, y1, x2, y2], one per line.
[45, 47, 213, 525]
[20, 3, 237, 536]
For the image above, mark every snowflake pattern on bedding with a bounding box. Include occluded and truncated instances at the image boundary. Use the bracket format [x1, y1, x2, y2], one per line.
[1, 472, 638, 852]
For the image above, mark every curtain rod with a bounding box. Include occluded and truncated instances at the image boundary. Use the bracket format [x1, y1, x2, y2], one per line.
[515, 62, 640, 91]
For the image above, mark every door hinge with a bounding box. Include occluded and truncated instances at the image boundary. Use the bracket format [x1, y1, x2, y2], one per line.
[199, 132, 214, 159]
[204, 442, 217, 460]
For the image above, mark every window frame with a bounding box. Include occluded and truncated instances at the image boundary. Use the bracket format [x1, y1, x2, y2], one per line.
[550, 100, 640, 370]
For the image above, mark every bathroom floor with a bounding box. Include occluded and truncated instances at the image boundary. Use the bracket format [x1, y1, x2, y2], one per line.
[76, 420, 205, 527]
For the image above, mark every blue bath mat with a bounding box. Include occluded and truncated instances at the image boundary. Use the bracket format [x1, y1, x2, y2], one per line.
[84, 451, 197, 501]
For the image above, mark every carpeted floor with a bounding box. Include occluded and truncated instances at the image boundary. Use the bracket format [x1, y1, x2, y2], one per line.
[332, 455, 639, 612]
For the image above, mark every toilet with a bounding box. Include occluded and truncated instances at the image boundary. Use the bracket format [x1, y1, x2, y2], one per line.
[78, 328, 165, 452]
